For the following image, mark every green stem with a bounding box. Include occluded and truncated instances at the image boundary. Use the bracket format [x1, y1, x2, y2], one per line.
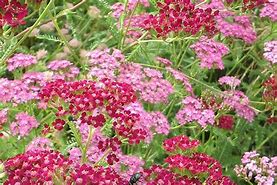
[82, 126, 95, 163]
[256, 129, 277, 151]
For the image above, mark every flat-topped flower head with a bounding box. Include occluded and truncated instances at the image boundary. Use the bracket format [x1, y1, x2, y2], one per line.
[163, 135, 200, 152]
[218, 76, 241, 88]
[7, 53, 37, 71]
[191, 37, 229, 70]
[264, 40, 277, 65]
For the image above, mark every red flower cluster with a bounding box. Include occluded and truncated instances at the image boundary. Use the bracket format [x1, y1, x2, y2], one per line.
[143, 165, 201, 185]
[0, 0, 28, 27]
[163, 135, 200, 152]
[165, 153, 222, 175]
[68, 164, 128, 185]
[161, 135, 236, 184]
[38, 79, 147, 144]
[98, 137, 121, 165]
[4, 150, 71, 184]
[218, 115, 234, 130]
[263, 76, 277, 102]
[143, 0, 219, 36]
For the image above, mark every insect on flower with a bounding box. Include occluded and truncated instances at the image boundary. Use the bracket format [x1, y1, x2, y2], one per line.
[129, 173, 142, 185]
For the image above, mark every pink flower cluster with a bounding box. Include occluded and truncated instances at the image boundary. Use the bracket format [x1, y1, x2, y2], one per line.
[47, 60, 80, 80]
[111, 0, 149, 19]
[263, 40, 277, 65]
[7, 53, 37, 71]
[216, 11, 257, 43]
[235, 151, 277, 185]
[86, 48, 124, 79]
[166, 67, 193, 94]
[10, 112, 39, 137]
[223, 90, 256, 122]
[118, 63, 174, 103]
[125, 102, 170, 142]
[260, 0, 277, 21]
[0, 78, 37, 104]
[176, 96, 215, 127]
[0, 108, 8, 126]
[26, 137, 52, 151]
[190, 37, 229, 70]
[218, 76, 241, 88]
[156, 57, 173, 66]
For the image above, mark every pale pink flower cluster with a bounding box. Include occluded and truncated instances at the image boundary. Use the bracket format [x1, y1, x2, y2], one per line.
[235, 151, 277, 185]
[0, 78, 37, 104]
[86, 49, 124, 80]
[125, 102, 170, 142]
[118, 63, 174, 103]
[260, 0, 277, 22]
[111, 0, 149, 19]
[263, 40, 277, 64]
[176, 96, 215, 127]
[216, 11, 257, 43]
[0, 108, 8, 125]
[218, 76, 241, 88]
[26, 137, 52, 151]
[114, 154, 144, 180]
[7, 53, 37, 71]
[166, 67, 193, 94]
[10, 112, 39, 137]
[47, 60, 80, 80]
[223, 90, 255, 122]
[156, 57, 172, 66]
[190, 37, 229, 70]
[22, 72, 47, 91]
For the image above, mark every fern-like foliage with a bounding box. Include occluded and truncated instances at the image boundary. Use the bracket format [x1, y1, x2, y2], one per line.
[35, 34, 63, 43]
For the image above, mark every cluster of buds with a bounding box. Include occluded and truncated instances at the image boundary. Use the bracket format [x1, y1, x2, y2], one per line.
[144, 0, 219, 36]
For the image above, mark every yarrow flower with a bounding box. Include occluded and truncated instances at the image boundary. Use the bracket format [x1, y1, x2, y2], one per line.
[124, 102, 170, 142]
[222, 90, 256, 122]
[118, 63, 174, 103]
[218, 76, 241, 88]
[7, 53, 37, 71]
[0, 108, 8, 126]
[163, 135, 200, 152]
[263, 40, 277, 65]
[0, 0, 28, 27]
[176, 96, 215, 127]
[10, 112, 39, 137]
[216, 11, 257, 43]
[156, 57, 172, 66]
[190, 37, 229, 70]
[39, 79, 147, 144]
[4, 150, 71, 184]
[263, 75, 277, 102]
[218, 115, 234, 130]
[47, 60, 80, 80]
[0, 78, 37, 104]
[166, 67, 193, 94]
[235, 151, 277, 185]
[26, 137, 52, 151]
[260, 0, 277, 21]
[143, 0, 219, 36]
[86, 48, 124, 80]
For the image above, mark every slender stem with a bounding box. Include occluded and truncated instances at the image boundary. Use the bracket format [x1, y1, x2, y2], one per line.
[82, 126, 94, 163]
[256, 129, 277, 151]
